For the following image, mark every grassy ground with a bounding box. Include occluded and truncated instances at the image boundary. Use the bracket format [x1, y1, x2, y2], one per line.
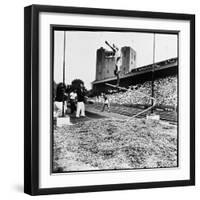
[53, 117, 177, 173]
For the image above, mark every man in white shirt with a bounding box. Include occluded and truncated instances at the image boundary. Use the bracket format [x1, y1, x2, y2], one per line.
[69, 90, 77, 114]
[76, 84, 86, 118]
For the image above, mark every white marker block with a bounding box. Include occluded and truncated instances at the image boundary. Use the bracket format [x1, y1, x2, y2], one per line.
[146, 114, 160, 120]
[57, 116, 72, 127]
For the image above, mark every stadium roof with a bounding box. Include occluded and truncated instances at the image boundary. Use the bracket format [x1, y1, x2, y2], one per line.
[92, 57, 178, 85]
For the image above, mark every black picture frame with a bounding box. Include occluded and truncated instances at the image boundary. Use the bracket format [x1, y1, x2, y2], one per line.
[24, 4, 195, 196]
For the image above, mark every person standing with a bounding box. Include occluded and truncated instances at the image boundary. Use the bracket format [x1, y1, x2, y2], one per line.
[54, 82, 68, 116]
[69, 89, 77, 114]
[101, 94, 110, 112]
[76, 83, 86, 118]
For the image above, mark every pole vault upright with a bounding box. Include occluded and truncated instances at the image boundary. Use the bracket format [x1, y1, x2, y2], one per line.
[57, 31, 72, 126]
[151, 33, 155, 113]
[62, 31, 66, 117]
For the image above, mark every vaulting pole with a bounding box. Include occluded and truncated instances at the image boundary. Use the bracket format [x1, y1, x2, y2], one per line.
[62, 31, 66, 117]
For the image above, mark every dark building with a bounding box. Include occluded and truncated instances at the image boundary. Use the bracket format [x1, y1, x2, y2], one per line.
[92, 57, 178, 94]
[121, 46, 136, 75]
[96, 47, 115, 81]
[96, 46, 136, 81]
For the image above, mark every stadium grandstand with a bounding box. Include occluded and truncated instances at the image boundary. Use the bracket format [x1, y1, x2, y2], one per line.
[92, 57, 178, 94]
[90, 57, 178, 122]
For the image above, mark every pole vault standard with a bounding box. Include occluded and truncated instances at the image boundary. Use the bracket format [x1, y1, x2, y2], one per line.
[151, 33, 156, 113]
[62, 31, 66, 117]
[56, 31, 72, 126]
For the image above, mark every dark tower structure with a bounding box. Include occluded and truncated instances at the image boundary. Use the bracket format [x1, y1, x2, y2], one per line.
[96, 46, 136, 81]
[121, 47, 136, 75]
[96, 47, 115, 81]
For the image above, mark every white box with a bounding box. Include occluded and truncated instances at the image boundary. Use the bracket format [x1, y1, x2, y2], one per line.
[56, 116, 72, 126]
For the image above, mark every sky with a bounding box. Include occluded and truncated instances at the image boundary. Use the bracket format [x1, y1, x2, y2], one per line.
[53, 31, 178, 89]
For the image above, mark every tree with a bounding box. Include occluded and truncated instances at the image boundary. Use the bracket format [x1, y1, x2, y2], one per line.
[71, 79, 84, 90]
[55, 82, 67, 102]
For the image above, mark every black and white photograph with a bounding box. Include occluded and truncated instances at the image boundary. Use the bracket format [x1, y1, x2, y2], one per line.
[52, 27, 178, 173]
[23, 4, 195, 195]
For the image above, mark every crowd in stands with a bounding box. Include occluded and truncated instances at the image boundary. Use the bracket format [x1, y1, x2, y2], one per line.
[91, 76, 177, 107]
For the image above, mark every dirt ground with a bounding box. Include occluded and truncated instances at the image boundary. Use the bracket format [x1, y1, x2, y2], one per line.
[53, 117, 177, 173]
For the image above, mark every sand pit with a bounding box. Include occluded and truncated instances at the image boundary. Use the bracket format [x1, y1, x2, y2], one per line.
[53, 118, 177, 172]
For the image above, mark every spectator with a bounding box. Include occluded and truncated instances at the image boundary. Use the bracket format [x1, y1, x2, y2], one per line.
[90, 76, 177, 107]
[69, 89, 77, 114]
[76, 83, 86, 118]
[54, 82, 68, 116]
